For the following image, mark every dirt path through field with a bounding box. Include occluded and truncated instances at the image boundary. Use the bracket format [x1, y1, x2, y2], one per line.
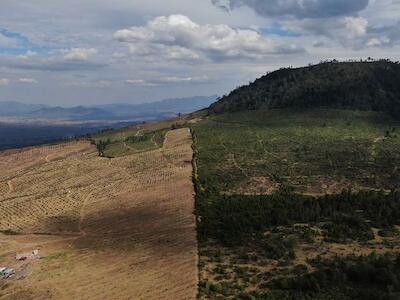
[135, 128, 144, 136]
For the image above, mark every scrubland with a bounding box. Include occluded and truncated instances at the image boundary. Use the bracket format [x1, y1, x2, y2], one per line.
[192, 109, 400, 299]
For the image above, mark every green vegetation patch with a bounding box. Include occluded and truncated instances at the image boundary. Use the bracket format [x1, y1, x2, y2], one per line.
[197, 190, 400, 246]
[269, 253, 400, 300]
[192, 108, 400, 299]
[192, 109, 400, 194]
[94, 128, 169, 158]
[0, 229, 20, 235]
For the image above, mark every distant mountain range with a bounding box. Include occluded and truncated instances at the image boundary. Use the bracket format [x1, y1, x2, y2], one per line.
[0, 95, 217, 122]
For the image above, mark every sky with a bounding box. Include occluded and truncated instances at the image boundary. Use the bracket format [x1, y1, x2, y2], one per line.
[0, 0, 400, 106]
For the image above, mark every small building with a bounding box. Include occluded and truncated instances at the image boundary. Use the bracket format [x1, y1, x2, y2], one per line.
[1, 268, 15, 278]
[16, 249, 39, 260]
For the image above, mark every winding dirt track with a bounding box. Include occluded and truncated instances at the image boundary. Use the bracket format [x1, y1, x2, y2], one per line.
[0, 129, 198, 300]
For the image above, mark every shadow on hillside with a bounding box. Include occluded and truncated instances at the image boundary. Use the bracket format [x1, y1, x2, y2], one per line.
[42, 196, 196, 258]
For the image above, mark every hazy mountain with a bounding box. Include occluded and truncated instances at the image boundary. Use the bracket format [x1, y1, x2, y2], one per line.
[95, 95, 218, 118]
[25, 106, 114, 120]
[0, 101, 47, 117]
[0, 95, 217, 121]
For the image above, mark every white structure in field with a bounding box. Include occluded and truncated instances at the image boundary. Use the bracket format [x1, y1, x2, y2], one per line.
[16, 249, 39, 260]
[1, 267, 15, 278]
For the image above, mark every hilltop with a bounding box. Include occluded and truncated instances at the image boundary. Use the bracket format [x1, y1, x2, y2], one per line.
[209, 60, 400, 118]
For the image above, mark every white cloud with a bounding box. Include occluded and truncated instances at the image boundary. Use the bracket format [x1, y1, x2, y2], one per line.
[7, 49, 105, 72]
[61, 48, 98, 60]
[125, 79, 156, 87]
[367, 38, 382, 47]
[17, 50, 38, 60]
[287, 16, 372, 49]
[155, 76, 211, 84]
[126, 75, 211, 86]
[18, 78, 38, 84]
[345, 17, 368, 38]
[0, 78, 10, 86]
[115, 14, 304, 62]
[67, 79, 112, 88]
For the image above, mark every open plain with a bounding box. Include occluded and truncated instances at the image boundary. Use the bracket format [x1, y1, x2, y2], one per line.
[0, 128, 198, 300]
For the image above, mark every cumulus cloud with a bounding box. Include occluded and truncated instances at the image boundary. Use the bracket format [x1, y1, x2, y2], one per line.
[61, 48, 98, 60]
[288, 16, 371, 49]
[4, 48, 105, 72]
[212, 0, 370, 19]
[345, 17, 368, 38]
[126, 75, 211, 86]
[292, 15, 400, 50]
[114, 15, 304, 62]
[0, 78, 10, 86]
[368, 21, 400, 47]
[18, 78, 38, 84]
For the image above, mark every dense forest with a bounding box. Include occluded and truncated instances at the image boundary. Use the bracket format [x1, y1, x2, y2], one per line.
[196, 189, 400, 245]
[209, 60, 400, 119]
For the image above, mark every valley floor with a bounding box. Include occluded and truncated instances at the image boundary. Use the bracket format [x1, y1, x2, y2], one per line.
[0, 128, 198, 300]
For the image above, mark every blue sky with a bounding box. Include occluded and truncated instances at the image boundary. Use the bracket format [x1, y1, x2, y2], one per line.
[0, 0, 400, 106]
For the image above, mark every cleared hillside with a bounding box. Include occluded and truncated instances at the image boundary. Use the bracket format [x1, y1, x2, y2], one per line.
[0, 127, 198, 300]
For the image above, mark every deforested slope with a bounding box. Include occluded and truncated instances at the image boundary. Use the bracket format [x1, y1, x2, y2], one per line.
[0, 127, 198, 300]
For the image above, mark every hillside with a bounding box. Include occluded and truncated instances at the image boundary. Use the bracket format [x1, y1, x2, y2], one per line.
[192, 61, 400, 299]
[209, 61, 400, 118]
[0, 122, 198, 299]
[193, 108, 400, 299]
[2, 61, 400, 299]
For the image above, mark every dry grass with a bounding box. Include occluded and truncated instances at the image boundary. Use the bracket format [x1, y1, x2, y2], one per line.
[0, 128, 197, 300]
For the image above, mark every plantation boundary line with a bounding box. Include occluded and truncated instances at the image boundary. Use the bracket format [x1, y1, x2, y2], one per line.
[187, 127, 201, 300]
[190, 128, 203, 193]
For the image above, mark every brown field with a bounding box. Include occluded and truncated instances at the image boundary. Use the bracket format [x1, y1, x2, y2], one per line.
[0, 128, 198, 300]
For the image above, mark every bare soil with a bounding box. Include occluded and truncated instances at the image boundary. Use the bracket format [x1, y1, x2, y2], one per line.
[0, 128, 197, 300]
